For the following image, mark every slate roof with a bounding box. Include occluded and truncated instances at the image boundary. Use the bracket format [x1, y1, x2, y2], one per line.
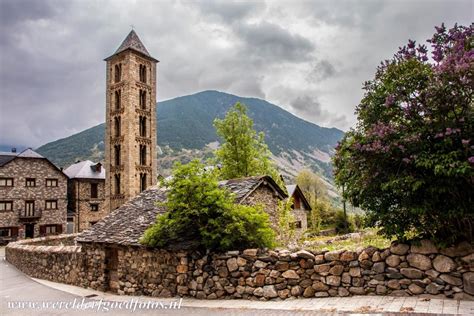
[286, 184, 312, 211]
[76, 176, 287, 246]
[219, 176, 287, 202]
[105, 30, 158, 62]
[64, 160, 105, 180]
[0, 153, 16, 167]
[77, 186, 167, 246]
[0, 148, 66, 177]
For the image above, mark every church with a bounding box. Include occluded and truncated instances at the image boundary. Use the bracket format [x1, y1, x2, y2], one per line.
[103, 30, 158, 212]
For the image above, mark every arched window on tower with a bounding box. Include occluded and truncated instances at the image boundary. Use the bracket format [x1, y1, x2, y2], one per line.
[140, 173, 147, 192]
[114, 116, 121, 137]
[139, 90, 146, 109]
[139, 145, 147, 165]
[114, 145, 121, 166]
[139, 64, 147, 83]
[114, 173, 121, 195]
[114, 64, 121, 83]
[139, 116, 146, 137]
[114, 90, 121, 110]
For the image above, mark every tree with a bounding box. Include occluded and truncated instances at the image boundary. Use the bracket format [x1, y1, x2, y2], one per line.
[334, 24, 474, 243]
[214, 102, 283, 186]
[295, 169, 328, 203]
[141, 160, 275, 250]
[295, 169, 328, 231]
[276, 198, 296, 245]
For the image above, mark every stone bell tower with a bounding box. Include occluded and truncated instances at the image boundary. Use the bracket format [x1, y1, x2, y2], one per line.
[104, 30, 158, 212]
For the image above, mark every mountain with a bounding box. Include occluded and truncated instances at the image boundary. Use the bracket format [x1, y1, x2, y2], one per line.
[36, 90, 344, 180]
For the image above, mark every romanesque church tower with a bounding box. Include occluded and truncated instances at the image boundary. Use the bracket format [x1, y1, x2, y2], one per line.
[104, 30, 158, 212]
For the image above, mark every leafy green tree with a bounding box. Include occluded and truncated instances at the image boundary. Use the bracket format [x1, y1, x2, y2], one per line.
[141, 160, 275, 250]
[296, 169, 328, 231]
[214, 102, 283, 186]
[276, 198, 296, 245]
[334, 24, 474, 243]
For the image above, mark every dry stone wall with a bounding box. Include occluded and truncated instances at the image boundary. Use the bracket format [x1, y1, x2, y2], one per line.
[5, 236, 474, 300]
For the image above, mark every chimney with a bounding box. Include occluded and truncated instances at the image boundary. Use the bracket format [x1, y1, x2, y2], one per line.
[11, 148, 16, 153]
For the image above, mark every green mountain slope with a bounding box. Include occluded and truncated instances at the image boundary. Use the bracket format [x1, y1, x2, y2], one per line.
[36, 90, 344, 179]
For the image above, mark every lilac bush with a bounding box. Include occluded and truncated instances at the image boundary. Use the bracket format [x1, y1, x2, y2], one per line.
[334, 24, 473, 243]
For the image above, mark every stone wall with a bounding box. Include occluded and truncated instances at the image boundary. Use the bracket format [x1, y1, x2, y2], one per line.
[5, 234, 108, 290]
[6, 236, 474, 300]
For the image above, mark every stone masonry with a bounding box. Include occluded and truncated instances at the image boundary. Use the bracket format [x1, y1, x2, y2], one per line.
[6, 236, 474, 301]
[0, 150, 67, 241]
[104, 30, 158, 212]
[68, 178, 107, 232]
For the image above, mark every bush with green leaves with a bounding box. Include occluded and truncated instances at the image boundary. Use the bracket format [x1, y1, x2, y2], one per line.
[334, 24, 473, 243]
[141, 160, 275, 251]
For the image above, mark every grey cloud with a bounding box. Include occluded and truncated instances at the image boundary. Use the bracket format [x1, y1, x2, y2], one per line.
[307, 60, 337, 82]
[291, 95, 323, 117]
[192, 1, 315, 63]
[193, 0, 265, 22]
[234, 21, 315, 62]
[1, 0, 472, 147]
[0, 0, 57, 27]
[297, 0, 386, 29]
[290, 95, 348, 128]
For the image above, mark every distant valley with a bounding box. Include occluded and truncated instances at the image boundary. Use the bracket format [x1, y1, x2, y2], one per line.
[35, 90, 344, 186]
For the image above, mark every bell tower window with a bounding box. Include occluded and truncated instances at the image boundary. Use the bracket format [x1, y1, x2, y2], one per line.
[139, 145, 147, 165]
[139, 116, 146, 137]
[139, 64, 147, 83]
[114, 64, 122, 83]
[114, 90, 121, 110]
[114, 116, 121, 137]
[114, 174, 121, 194]
[139, 90, 146, 109]
[140, 173, 147, 192]
[114, 145, 121, 166]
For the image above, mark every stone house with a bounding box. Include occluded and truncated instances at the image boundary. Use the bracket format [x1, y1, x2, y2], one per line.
[78, 175, 288, 247]
[77, 175, 287, 291]
[0, 148, 68, 243]
[286, 184, 311, 233]
[64, 160, 107, 233]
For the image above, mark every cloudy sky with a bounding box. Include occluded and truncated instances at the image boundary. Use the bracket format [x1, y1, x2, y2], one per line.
[0, 0, 472, 148]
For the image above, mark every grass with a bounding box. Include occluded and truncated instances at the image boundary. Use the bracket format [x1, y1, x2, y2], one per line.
[303, 228, 393, 252]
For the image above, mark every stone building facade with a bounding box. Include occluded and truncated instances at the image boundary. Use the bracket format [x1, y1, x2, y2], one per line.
[286, 184, 311, 234]
[0, 149, 67, 243]
[64, 160, 107, 233]
[104, 30, 158, 212]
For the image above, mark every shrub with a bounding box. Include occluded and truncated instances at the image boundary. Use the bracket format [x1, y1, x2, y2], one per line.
[334, 210, 355, 234]
[141, 160, 275, 250]
[334, 24, 474, 243]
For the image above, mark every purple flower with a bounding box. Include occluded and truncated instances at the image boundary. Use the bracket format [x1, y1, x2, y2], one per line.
[468, 157, 474, 164]
[462, 139, 470, 146]
[402, 158, 411, 164]
[384, 95, 395, 107]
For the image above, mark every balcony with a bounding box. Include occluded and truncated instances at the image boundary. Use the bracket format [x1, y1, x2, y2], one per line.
[18, 209, 42, 221]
